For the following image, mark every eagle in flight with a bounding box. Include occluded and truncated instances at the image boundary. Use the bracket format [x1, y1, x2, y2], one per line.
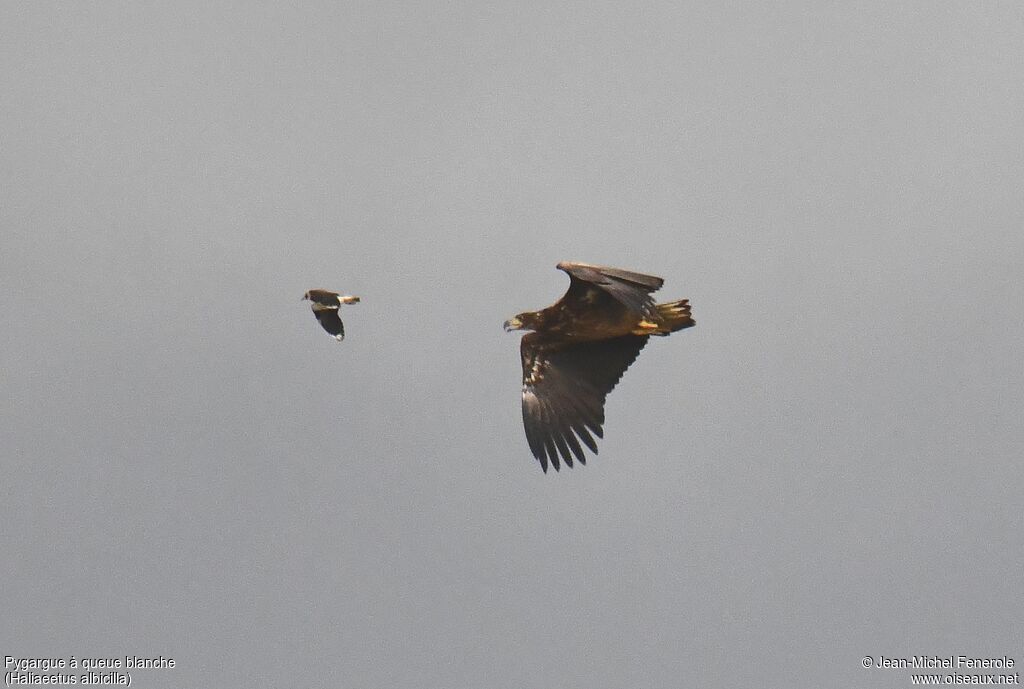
[504, 262, 694, 472]
[302, 289, 360, 341]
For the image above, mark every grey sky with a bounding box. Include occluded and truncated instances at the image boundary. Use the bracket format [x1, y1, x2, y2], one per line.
[3, 2, 1022, 688]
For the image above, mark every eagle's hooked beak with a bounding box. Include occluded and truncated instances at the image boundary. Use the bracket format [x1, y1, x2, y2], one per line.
[503, 316, 522, 332]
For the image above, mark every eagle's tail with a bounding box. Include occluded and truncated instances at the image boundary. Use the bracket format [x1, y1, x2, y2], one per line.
[653, 299, 694, 334]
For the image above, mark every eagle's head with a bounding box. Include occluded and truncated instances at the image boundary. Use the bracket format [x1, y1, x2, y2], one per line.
[504, 311, 542, 332]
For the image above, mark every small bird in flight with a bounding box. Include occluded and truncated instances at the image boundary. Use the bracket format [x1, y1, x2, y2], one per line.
[504, 262, 694, 472]
[302, 289, 360, 341]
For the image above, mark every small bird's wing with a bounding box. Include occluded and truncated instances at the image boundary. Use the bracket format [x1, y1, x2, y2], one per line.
[558, 262, 663, 320]
[313, 307, 345, 340]
[520, 334, 649, 472]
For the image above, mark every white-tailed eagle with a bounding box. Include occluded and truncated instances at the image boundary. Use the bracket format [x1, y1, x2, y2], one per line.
[504, 262, 694, 472]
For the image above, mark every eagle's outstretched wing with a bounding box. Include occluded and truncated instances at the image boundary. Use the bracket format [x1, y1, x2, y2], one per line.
[520, 334, 649, 472]
[557, 261, 664, 321]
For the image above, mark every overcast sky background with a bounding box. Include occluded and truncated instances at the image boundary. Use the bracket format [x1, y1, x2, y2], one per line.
[3, 3, 1022, 688]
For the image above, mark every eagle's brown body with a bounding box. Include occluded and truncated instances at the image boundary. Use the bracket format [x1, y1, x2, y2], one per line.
[505, 262, 694, 472]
